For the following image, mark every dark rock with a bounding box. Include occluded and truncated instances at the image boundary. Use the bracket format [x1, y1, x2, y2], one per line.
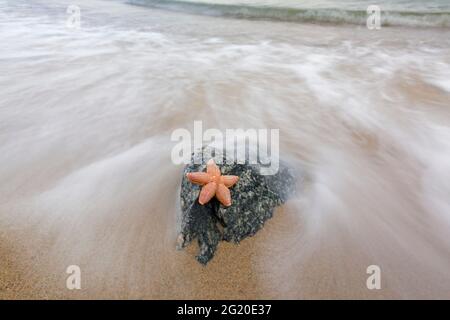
[177, 148, 296, 264]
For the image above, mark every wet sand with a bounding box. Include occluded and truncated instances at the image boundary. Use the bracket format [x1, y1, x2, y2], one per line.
[0, 205, 397, 299]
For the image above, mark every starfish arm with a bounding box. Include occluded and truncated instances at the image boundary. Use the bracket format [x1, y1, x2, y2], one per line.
[199, 182, 217, 205]
[206, 159, 221, 177]
[221, 175, 239, 188]
[186, 172, 211, 185]
[216, 183, 232, 207]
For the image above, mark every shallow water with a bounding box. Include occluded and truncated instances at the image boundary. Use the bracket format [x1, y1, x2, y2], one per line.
[0, 0, 449, 298]
[130, 0, 450, 27]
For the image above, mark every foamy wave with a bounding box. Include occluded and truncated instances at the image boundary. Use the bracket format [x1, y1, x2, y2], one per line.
[129, 0, 450, 27]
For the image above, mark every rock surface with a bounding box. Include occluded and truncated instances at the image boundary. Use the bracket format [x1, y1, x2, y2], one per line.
[177, 148, 296, 264]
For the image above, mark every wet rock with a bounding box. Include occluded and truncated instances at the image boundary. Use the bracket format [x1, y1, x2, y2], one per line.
[177, 148, 296, 265]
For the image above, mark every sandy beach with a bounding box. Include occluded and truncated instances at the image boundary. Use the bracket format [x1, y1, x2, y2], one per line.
[0, 0, 449, 299]
[0, 205, 401, 299]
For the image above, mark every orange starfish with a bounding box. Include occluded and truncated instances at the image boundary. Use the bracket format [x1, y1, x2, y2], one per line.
[186, 159, 239, 207]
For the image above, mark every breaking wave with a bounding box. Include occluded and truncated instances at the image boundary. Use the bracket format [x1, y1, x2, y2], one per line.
[128, 0, 450, 27]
